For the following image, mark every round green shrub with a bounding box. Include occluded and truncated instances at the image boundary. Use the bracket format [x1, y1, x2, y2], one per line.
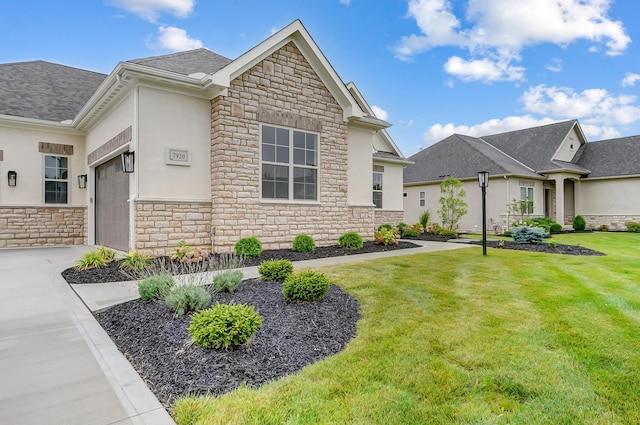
[138, 274, 175, 300]
[435, 228, 457, 239]
[627, 222, 640, 233]
[234, 237, 262, 258]
[572, 215, 586, 231]
[377, 223, 393, 231]
[165, 284, 212, 317]
[292, 234, 316, 252]
[283, 270, 330, 302]
[550, 223, 563, 233]
[401, 228, 420, 238]
[258, 259, 293, 282]
[397, 222, 408, 232]
[338, 232, 363, 250]
[213, 270, 243, 293]
[189, 302, 262, 349]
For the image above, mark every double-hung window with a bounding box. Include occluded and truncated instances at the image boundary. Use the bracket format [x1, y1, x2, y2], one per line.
[44, 155, 68, 204]
[419, 191, 426, 207]
[520, 187, 534, 214]
[372, 172, 383, 209]
[261, 125, 318, 201]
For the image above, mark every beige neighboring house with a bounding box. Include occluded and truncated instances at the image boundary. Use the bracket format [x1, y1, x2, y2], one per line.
[0, 20, 408, 254]
[403, 120, 640, 232]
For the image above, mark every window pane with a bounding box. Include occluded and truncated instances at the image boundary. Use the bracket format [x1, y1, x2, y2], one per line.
[293, 148, 305, 165]
[262, 144, 275, 162]
[276, 128, 289, 146]
[275, 182, 288, 198]
[45, 181, 68, 204]
[276, 146, 289, 163]
[305, 183, 316, 200]
[306, 150, 316, 166]
[293, 131, 305, 148]
[262, 182, 275, 199]
[306, 134, 317, 150]
[263, 126, 275, 144]
[373, 191, 382, 209]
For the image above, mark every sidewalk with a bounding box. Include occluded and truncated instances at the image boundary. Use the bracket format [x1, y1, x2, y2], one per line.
[0, 246, 175, 425]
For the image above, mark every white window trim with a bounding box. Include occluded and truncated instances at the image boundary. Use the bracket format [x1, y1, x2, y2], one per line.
[259, 123, 321, 204]
[520, 186, 534, 214]
[43, 154, 70, 204]
[419, 191, 426, 207]
[373, 171, 383, 209]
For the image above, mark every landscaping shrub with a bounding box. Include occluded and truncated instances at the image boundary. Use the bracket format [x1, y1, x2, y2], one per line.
[171, 240, 207, 264]
[97, 246, 116, 262]
[548, 240, 558, 249]
[338, 232, 363, 250]
[597, 224, 610, 232]
[375, 228, 399, 245]
[377, 223, 393, 232]
[502, 230, 512, 237]
[283, 270, 330, 302]
[120, 250, 151, 271]
[512, 226, 547, 244]
[292, 234, 315, 252]
[627, 222, 640, 233]
[550, 223, 563, 233]
[435, 227, 457, 239]
[258, 259, 294, 282]
[188, 302, 262, 349]
[75, 246, 116, 271]
[165, 284, 212, 317]
[419, 210, 431, 229]
[397, 222, 409, 233]
[573, 215, 586, 231]
[138, 274, 175, 301]
[212, 270, 243, 293]
[234, 237, 262, 258]
[401, 223, 424, 238]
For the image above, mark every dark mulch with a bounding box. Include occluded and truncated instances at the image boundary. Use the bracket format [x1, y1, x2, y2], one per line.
[467, 239, 605, 256]
[95, 278, 359, 407]
[62, 241, 421, 284]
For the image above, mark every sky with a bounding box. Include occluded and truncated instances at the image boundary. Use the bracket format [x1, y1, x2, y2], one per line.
[2, 0, 639, 156]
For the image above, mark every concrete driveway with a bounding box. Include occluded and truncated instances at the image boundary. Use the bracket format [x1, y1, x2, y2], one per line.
[0, 246, 174, 425]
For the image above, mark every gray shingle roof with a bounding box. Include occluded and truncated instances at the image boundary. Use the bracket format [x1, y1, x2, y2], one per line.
[481, 120, 578, 172]
[404, 134, 539, 184]
[575, 135, 640, 177]
[0, 60, 107, 121]
[127, 48, 232, 75]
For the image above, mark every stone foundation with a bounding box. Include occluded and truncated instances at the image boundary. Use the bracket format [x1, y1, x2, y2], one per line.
[0, 206, 86, 248]
[134, 200, 212, 256]
[580, 215, 640, 231]
[374, 210, 405, 229]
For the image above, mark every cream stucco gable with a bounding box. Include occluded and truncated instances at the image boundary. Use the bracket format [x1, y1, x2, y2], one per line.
[552, 122, 587, 162]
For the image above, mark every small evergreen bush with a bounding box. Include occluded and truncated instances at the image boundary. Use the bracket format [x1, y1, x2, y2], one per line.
[626, 222, 640, 233]
[138, 274, 175, 300]
[377, 223, 393, 231]
[401, 223, 424, 238]
[435, 227, 457, 239]
[212, 270, 243, 293]
[292, 234, 316, 252]
[338, 232, 363, 249]
[165, 284, 212, 317]
[189, 303, 262, 349]
[258, 259, 294, 282]
[397, 222, 408, 232]
[283, 270, 330, 302]
[234, 237, 262, 258]
[512, 226, 547, 244]
[573, 215, 586, 231]
[550, 223, 563, 233]
[375, 228, 399, 245]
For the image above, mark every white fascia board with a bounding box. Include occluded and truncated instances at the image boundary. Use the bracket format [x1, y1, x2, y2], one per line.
[208, 19, 363, 121]
[373, 156, 414, 166]
[0, 114, 81, 135]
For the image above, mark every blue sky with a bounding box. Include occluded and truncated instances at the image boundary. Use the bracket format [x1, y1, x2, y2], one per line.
[2, 0, 639, 156]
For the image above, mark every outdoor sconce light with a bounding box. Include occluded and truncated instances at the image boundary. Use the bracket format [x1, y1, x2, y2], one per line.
[78, 174, 88, 189]
[477, 171, 489, 256]
[7, 170, 16, 187]
[121, 151, 135, 173]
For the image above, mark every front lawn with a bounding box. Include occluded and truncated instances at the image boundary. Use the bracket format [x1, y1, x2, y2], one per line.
[174, 233, 640, 424]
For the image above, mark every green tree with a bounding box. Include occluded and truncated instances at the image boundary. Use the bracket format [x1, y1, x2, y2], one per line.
[438, 177, 468, 231]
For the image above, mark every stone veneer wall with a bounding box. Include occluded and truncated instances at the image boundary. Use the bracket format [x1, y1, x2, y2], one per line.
[0, 206, 86, 248]
[210, 42, 376, 251]
[580, 215, 640, 231]
[134, 200, 212, 256]
[374, 210, 405, 229]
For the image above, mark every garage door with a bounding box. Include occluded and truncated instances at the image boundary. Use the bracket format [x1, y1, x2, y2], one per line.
[95, 156, 129, 251]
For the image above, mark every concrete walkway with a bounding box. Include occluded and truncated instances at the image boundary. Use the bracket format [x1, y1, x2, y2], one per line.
[0, 240, 474, 425]
[0, 246, 175, 425]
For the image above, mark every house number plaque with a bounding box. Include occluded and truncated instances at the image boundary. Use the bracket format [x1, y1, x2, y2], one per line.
[165, 148, 191, 166]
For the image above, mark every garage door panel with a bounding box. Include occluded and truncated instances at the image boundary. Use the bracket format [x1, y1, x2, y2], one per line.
[95, 156, 129, 251]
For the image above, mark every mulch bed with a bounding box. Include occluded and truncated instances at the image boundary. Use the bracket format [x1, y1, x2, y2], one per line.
[95, 278, 359, 407]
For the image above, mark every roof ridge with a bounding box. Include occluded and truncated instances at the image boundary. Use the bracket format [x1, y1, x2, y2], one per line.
[128, 48, 230, 64]
[0, 60, 107, 76]
[480, 119, 576, 139]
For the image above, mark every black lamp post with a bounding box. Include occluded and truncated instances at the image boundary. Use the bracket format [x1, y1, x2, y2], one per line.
[478, 171, 489, 256]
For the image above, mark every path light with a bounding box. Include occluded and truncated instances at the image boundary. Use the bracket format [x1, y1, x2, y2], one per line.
[477, 171, 489, 256]
[78, 174, 87, 189]
[7, 170, 16, 187]
[121, 151, 135, 173]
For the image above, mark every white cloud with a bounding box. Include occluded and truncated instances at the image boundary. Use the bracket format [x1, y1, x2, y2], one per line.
[395, 0, 631, 81]
[154, 26, 203, 51]
[444, 56, 524, 82]
[371, 106, 389, 121]
[107, 0, 194, 22]
[339, 0, 351, 5]
[545, 58, 563, 73]
[622, 72, 640, 87]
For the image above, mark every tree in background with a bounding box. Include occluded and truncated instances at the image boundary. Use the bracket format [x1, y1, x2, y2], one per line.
[438, 177, 468, 231]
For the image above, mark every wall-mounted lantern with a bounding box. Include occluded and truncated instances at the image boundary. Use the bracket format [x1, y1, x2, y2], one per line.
[7, 171, 17, 187]
[78, 174, 88, 189]
[121, 151, 135, 173]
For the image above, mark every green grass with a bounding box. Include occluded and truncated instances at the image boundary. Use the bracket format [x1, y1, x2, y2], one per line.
[173, 233, 640, 425]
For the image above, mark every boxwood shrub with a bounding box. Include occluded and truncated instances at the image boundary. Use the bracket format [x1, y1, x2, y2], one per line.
[258, 259, 294, 282]
[188, 302, 262, 349]
[283, 270, 330, 302]
[338, 232, 363, 250]
[234, 237, 262, 258]
[292, 234, 315, 252]
[573, 215, 586, 231]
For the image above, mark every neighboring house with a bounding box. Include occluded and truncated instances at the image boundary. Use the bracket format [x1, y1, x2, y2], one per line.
[404, 120, 640, 232]
[0, 20, 408, 254]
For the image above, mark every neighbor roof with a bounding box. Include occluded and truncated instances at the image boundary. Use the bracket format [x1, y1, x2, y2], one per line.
[0, 60, 107, 121]
[127, 48, 232, 76]
[575, 135, 640, 178]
